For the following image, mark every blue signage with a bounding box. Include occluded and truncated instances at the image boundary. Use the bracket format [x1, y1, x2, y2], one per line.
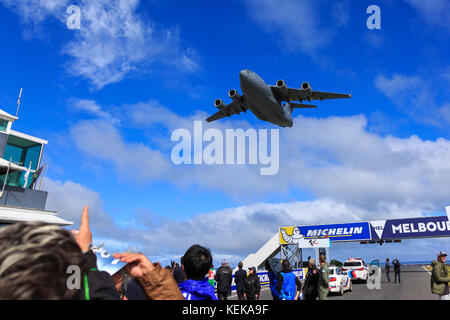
[297, 222, 372, 242]
[370, 216, 450, 240]
[228, 268, 305, 291]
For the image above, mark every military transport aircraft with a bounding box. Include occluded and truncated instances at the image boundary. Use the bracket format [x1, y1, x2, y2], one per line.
[206, 69, 351, 127]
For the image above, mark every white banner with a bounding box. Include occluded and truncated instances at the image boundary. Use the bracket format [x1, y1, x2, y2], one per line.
[297, 238, 330, 248]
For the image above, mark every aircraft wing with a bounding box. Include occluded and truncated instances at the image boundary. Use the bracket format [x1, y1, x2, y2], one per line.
[287, 88, 352, 101]
[206, 99, 248, 122]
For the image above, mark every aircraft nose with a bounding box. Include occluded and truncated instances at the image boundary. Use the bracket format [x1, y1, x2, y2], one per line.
[240, 69, 248, 77]
[239, 69, 251, 84]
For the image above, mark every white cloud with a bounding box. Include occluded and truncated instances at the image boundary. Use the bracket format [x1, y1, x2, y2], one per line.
[45, 178, 119, 235]
[67, 99, 450, 217]
[0, 0, 69, 26]
[243, 0, 350, 55]
[70, 118, 170, 183]
[70, 98, 120, 124]
[375, 73, 450, 126]
[48, 100, 450, 263]
[405, 0, 450, 30]
[1, 0, 199, 88]
[44, 178, 445, 265]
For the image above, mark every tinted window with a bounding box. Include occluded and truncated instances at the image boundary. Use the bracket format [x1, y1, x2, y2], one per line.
[344, 261, 362, 267]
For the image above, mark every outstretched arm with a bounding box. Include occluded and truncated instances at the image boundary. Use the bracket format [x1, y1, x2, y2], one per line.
[114, 252, 184, 300]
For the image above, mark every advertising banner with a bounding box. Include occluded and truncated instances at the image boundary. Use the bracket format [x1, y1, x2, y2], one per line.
[281, 215, 450, 244]
[370, 216, 450, 240]
[280, 222, 371, 244]
[297, 237, 330, 248]
[229, 268, 307, 292]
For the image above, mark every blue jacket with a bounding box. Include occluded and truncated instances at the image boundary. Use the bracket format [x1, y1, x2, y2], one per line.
[279, 272, 297, 300]
[267, 271, 279, 298]
[179, 279, 218, 300]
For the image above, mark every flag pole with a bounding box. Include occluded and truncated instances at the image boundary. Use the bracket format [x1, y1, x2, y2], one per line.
[1, 158, 12, 198]
[39, 163, 48, 191]
[23, 161, 31, 188]
[16, 88, 23, 117]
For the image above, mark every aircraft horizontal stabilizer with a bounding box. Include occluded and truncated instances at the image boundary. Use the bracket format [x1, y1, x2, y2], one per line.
[290, 103, 317, 108]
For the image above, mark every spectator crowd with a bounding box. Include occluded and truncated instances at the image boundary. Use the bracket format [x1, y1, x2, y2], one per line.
[0, 206, 448, 300]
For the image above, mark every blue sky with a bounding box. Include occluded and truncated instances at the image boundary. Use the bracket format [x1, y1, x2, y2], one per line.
[0, 0, 449, 266]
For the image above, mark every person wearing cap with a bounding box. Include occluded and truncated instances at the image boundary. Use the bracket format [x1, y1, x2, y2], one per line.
[214, 259, 232, 300]
[430, 251, 450, 300]
[243, 267, 261, 300]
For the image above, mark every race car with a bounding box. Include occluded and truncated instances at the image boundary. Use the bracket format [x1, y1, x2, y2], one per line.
[341, 258, 369, 282]
[328, 266, 352, 295]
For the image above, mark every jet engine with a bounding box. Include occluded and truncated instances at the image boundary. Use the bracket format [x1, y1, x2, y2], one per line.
[301, 82, 312, 97]
[276, 79, 289, 97]
[214, 99, 226, 110]
[228, 89, 242, 102]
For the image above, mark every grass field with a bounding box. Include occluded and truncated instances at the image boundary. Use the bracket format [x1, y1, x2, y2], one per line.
[424, 265, 450, 273]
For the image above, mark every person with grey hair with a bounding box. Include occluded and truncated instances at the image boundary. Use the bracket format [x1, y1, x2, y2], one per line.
[214, 259, 232, 300]
[302, 257, 319, 300]
[0, 206, 119, 300]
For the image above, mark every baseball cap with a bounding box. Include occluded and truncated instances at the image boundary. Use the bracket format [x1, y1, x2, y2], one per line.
[438, 251, 447, 257]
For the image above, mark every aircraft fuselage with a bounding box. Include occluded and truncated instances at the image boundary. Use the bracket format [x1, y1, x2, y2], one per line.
[239, 69, 293, 127]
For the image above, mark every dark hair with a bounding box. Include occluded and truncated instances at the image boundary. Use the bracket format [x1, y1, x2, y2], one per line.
[238, 262, 243, 269]
[0, 222, 88, 300]
[181, 244, 213, 281]
[281, 259, 291, 272]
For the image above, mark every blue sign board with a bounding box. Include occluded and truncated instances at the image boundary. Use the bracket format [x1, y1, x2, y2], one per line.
[297, 222, 372, 242]
[289, 215, 450, 243]
[228, 268, 306, 292]
[370, 216, 450, 240]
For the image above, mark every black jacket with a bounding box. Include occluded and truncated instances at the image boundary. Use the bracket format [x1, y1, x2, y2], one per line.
[244, 274, 261, 298]
[234, 269, 247, 291]
[303, 266, 319, 296]
[393, 260, 401, 272]
[215, 266, 233, 293]
[81, 250, 121, 300]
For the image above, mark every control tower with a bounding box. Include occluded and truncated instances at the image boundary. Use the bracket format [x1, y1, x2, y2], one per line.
[0, 107, 72, 226]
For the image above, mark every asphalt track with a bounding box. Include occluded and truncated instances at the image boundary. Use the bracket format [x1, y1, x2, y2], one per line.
[229, 266, 436, 300]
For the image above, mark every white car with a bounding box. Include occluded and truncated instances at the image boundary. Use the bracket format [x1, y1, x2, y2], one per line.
[342, 258, 368, 282]
[328, 266, 352, 295]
